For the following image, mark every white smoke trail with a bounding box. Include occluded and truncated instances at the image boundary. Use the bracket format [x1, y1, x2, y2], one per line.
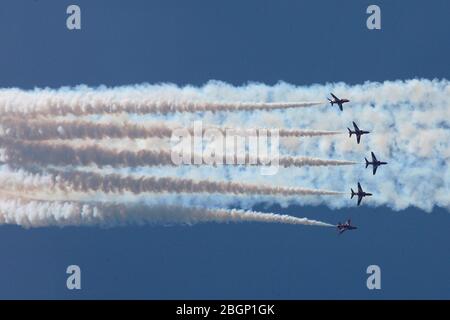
[277, 156, 355, 167]
[0, 118, 173, 140]
[0, 140, 356, 168]
[0, 167, 342, 196]
[33, 138, 170, 152]
[151, 79, 448, 212]
[0, 84, 322, 115]
[0, 79, 448, 212]
[0, 118, 340, 140]
[0, 197, 334, 228]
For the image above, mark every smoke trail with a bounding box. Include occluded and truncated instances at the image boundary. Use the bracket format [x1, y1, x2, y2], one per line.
[60, 171, 343, 196]
[0, 118, 173, 140]
[0, 84, 322, 116]
[166, 79, 448, 212]
[0, 118, 340, 140]
[0, 139, 356, 168]
[278, 129, 340, 138]
[1, 79, 448, 212]
[1, 168, 342, 196]
[0, 197, 334, 228]
[277, 156, 355, 167]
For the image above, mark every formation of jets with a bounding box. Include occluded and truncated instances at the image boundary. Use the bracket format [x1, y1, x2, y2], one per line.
[325, 93, 388, 234]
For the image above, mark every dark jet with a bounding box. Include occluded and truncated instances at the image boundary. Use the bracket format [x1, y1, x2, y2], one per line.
[328, 93, 349, 111]
[337, 219, 357, 234]
[365, 152, 387, 175]
[351, 182, 372, 206]
[348, 121, 370, 144]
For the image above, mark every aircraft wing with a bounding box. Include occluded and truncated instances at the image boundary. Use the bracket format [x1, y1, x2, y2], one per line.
[331, 93, 338, 100]
[352, 122, 359, 131]
[371, 152, 377, 162]
[357, 195, 363, 206]
[356, 134, 361, 144]
[373, 165, 378, 175]
[358, 183, 363, 193]
[338, 103, 343, 111]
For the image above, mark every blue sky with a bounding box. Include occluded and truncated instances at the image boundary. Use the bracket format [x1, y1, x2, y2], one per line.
[0, 0, 449, 299]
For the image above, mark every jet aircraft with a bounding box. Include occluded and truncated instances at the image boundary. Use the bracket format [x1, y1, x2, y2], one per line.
[351, 182, 372, 206]
[348, 121, 370, 144]
[365, 152, 387, 175]
[327, 93, 349, 111]
[337, 219, 357, 234]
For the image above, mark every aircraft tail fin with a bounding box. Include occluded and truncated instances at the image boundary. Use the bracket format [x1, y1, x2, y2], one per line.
[328, 98, 333, 105]
[365, 158, 369, 168]
[351, 189, 355, 199]
[347, 128, 352, 137]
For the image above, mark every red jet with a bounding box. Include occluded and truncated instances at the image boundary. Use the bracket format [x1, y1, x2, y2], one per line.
[337, 219, 358, 234]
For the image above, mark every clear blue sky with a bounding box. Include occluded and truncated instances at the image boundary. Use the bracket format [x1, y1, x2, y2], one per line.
[0, 0, 449, 299]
